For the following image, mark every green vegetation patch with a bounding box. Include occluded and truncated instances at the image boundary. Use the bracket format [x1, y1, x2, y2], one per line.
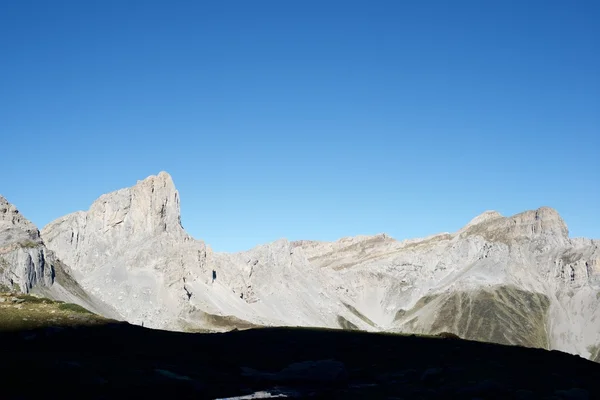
[428, 285, 550, 349]
[394, 285, 551, 350]
[18, 240, 39, 249]
[588, 344, 600, 363]
[0, 256, 8, 271]
[0, 294, 109, 331]
[14, 294, 57, 304]
[202, 312, 257, 329]
[58, 303, 93, 314]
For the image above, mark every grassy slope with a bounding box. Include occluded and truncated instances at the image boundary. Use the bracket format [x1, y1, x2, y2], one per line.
[0, 293, 112, 331]
[397, 285, 551, 349]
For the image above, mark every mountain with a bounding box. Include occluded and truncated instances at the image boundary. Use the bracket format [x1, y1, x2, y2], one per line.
[0, 196, 118, 317]
[5, 171, 596, 362]
[40, 172, 367, 332]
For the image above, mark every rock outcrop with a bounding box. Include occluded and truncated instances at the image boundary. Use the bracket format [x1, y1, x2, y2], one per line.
[0, 196, 53, 292]
[292, 207, 600, 359]
[41, 172, 209, 329]
[0, 196, 118, 317]
[35, 172, 600, 361]
[41, 173, 369, 331]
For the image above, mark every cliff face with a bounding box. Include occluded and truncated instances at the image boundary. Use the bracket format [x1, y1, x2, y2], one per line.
[292, 207, 599, 360]
[40, 173, 368, 331]
[37, 172, 600, 361]
[1, 195, 56, 293]
[0, 196, 118, 318]
[41, 172, 209, 329]
[41, 172, 189, 274]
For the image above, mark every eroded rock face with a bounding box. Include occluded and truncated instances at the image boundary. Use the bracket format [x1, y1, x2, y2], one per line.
[0, 196, 117, 318]
[41, 173, 375, 332]
[38, 172, 600, 361]
[292, 208, 599, 360]
[41, 172, 189, 275]
[1, 195, 54, 292]
[41, 172, 208, 329]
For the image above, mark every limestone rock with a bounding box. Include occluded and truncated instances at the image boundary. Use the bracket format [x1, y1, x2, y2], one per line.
[1, 195, 57, 292]
[42, 172, 206, 329]
[0, 196, 118, 318]
[38, 172, 600, 362]
[42, 173, 372, 332]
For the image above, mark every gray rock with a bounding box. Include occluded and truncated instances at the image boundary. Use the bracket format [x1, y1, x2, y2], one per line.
[0, 170, 592, 362]
[0, 196, 54, 292]
[0, 196, 116, 317]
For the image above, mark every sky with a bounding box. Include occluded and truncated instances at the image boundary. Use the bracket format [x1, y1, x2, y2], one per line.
[0, 0, 598, 252]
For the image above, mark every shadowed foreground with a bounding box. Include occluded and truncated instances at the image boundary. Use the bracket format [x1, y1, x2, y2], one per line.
[1, 320, 599, 399]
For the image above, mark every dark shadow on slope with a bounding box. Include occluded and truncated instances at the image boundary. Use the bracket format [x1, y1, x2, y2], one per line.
[1, 322, 600, 399]
[337, 315, 359, 330]
[342, 302, 377, 327]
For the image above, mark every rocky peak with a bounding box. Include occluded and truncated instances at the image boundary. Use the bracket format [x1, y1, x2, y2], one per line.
[0, 196, 39, 239]
[0, 196, 53, 292]
[462, 211, 504, 230]
[40, 171, 190, 282]
[461, 206, 569, 244]
[83, 171, 184, 240]
[508, 207, 568, 238]
[0, 196, 40, 248]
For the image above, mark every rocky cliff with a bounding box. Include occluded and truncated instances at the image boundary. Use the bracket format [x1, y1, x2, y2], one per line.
[293, 206, 600, 360]
[0, 196, 118, 317]
[40, 173, 369, 331]
[0, 196, 53, 293]
[33, 172, 600, 361]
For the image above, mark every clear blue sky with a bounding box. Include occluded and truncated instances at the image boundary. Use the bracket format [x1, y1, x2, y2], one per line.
[1, 0, 598, 252]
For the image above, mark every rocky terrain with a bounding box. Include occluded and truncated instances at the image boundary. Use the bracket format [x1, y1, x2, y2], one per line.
[0, 195, 119, 318]
[1, 172, 599, 364]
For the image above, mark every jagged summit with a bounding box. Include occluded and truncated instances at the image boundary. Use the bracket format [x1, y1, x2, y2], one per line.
[40, 172, 207, 328]
[460, 206, 569, 244]
[463, 210, 504, 230]
[26, 172, 600, 362]
[137, 170, 173, 185]
[0, 195, 39, 238]
[42, 171, 185, 251]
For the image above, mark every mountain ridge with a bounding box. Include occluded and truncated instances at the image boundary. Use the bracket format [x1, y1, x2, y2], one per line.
[2, 171, 598, 362]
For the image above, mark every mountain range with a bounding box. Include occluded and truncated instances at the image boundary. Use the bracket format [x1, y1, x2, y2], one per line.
[1, 172, 598, 362]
